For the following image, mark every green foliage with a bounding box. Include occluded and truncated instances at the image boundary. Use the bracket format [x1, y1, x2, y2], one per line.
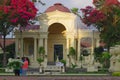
[102, 52, 111, 60]
[0, 54, 3, 67]
[79, 55, 84, 61]
[69, 47, 76, 57]
[101, 52, 111, 68]
[112, 72, 120, 76]
[5, 43, 15, 55]
[7, 60, 23, 70]
[0, 53, 14, 67]
[32, 0, 37, 2]
[71, 8, 79, 14]
[81, 49, 90, 56]
[71, 63, 77, 69]
[60, 59, 66, 66]
[32, 0, 45, 5]
[94, 47, 104, 62]
[118, 58, 120, 62]
[0, 0, 37, 66]
[38, 46, 45, 55]
[0, 68, 5, 73]
[94, 47, 111, 68]
[94, 46, 111, 68]
[37, 58, 44, 65]
[81, 0, 120, 49]
[37, 46, 45, 66]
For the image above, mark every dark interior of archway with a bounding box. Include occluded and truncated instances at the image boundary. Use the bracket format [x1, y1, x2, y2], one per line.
[48, 23, 66, 34]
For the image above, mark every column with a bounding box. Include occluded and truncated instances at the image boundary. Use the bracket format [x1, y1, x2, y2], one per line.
[77, 38, 80, 61]
[70, 37, 75, 47]
[66, 38, 70, 67]
[20, 38, 23, 58]
[34, 38, 37, 62]
[15, 38, 19, 58]
[70, 37, 75, 64]
[90, 31, 95, 66]
[38, 38, 43, 47]
[96, 38, 100, 47]
[44, 38, 47, 67]
[91, 30, 95, 55]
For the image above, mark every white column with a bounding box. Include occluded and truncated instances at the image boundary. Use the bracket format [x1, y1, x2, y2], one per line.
[77, 38, 80, 61]
[15, 38, 19, 58]
[34, 38, 37, 62]
[66, 38, 70, 67]
[91, 31, 95, 55]
[96, 38, 100, 47]
[44, 38, 47, 67]
[20, 38, 23, 58]
[38, 38, 43, 47]
[70, 37, 75, 47]
[91, 42, 94, 54]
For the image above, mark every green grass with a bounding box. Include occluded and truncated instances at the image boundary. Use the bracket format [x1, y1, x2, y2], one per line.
[112, 72, 120, 76]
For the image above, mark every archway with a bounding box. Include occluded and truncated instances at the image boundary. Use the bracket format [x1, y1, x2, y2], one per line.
[47, 23, 66, 64]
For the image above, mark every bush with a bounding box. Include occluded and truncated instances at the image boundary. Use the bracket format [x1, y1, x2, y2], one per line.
[0, 43, 15, 67]
[7, 60, 23, 70]
[0, 68, 5, 73]
[0, 53, 14, 67]
[112, 72, 120, 76]
[65, 67, 87, 73]
[60, 59, 66, 66]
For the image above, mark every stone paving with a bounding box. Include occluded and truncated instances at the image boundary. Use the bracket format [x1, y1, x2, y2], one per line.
[0, 76, 120, 80]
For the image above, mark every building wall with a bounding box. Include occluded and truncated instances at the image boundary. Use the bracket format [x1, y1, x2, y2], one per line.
[48, 34, 66, 62]
[14, 10, 100, 68]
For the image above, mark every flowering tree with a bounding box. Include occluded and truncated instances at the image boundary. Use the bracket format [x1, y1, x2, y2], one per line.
[0, 0, 37, 66]
[81, 0, 120, 50]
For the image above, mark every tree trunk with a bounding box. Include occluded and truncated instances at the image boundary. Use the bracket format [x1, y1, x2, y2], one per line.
[3, 35, 7, 67]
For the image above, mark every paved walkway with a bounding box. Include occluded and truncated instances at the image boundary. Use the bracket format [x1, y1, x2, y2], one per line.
[0, 72, 120, 80]
[0, 75, 120, 80]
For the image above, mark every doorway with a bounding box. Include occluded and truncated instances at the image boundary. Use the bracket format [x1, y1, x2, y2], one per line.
[54, 44, 63, 62]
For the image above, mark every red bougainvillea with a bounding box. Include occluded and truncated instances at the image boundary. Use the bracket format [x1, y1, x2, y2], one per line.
[0, 0, 38, 26]
[81, 6, 106, 26]
[0, 0, 38, 66]
[81, 0, 120, 49]
[81, 0, 120, 27]
[105, 0, 120, 6]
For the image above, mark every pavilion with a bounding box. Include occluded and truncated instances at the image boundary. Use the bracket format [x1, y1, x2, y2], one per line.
[14, 3, 100, 70]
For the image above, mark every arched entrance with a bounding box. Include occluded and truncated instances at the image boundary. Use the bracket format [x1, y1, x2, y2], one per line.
[47, 23, 66, 64]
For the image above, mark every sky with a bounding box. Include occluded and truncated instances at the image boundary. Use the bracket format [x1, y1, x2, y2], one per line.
[35, 0, 94, 13]
[7, 0, 94, 38]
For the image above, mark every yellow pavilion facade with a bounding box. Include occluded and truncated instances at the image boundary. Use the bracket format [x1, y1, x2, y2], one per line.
[14, 3, 100, 70]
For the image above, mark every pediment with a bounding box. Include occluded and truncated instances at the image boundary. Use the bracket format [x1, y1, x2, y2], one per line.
[39, 10, 75, 20]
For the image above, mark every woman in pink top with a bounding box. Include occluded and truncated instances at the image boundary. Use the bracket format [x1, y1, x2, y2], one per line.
[22, 57, 28, 76]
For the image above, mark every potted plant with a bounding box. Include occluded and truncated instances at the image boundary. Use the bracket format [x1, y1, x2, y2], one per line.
[101, 52, 111, 68]
[38, 46, 45, 59]
[37, 58, 44, 66]
[37, 58, 44, 73]
[81, 49, 90, 56]
[7, 60, 23, 76]
[79, 54, 84, 68]
[60, 59, 66, 72]
[68, 47, 76, 66]
[37, 46, 45, 73]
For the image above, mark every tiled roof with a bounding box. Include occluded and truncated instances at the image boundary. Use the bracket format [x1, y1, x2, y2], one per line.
[0, 38, 14, 47]
[81, 42, 91, 47]
[20, 25, 40, 31]
[45, 3, 71, 13]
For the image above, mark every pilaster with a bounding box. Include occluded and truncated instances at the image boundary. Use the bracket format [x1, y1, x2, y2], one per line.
[34, 38, 37, 62]
[15, 38, 19, 58]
